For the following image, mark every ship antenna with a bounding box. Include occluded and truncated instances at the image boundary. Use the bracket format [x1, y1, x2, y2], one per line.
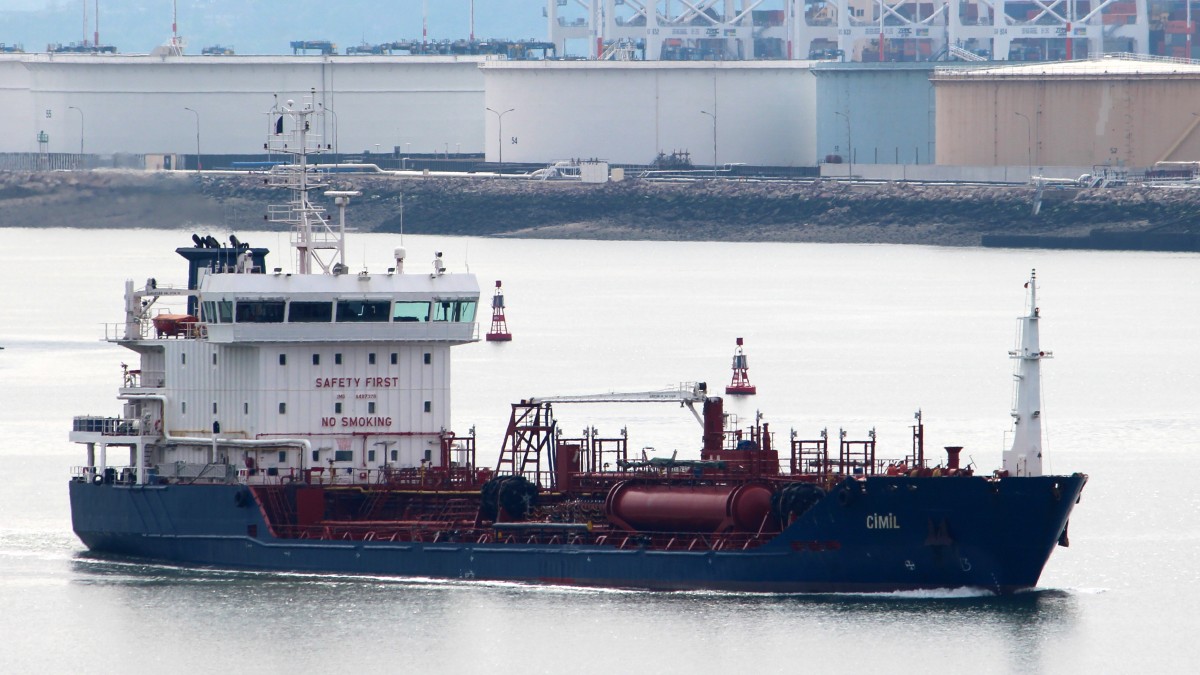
[1003, 269, 1052, 476]
[265, 90, 343, 275]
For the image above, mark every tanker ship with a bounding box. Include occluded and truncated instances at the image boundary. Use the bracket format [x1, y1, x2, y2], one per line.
[68, 96, 1086, 593]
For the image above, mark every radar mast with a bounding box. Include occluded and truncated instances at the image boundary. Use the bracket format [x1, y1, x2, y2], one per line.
[265, 91, 343, 275]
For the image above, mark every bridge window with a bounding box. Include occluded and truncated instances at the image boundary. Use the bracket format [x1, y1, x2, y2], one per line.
[336, 300, 389, 322]
[235, 300, 285, 323]
[433, 300, 477, 322]
[217, 300, 233, 323]
[393, 301, 431, 322]
[288, 301, 333, 323]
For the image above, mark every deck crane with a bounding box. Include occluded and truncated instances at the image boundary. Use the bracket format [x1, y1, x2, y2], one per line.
[498, 383, 715, 487]
[530, 382, 709, 426]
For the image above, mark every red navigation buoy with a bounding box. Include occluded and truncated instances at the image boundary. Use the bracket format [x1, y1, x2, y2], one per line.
[485, 279, 512, 342]
[725, 337, 756, 395]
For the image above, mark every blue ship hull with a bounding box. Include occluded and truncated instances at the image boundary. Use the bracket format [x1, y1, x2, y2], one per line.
[69, 473, 1085, 593]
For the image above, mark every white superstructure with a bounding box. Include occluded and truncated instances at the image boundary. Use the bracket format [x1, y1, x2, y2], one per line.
[70, 94, 481, 487]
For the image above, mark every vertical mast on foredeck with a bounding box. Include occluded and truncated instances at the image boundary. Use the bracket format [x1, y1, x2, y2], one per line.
[265, 91, 343, 275]
[1004, 269, 1052, 477]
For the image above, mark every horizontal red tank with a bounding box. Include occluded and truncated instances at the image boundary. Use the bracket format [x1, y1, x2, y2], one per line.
[604, 482, 774, 534]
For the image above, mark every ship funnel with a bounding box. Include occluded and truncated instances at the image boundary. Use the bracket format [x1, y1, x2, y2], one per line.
[944, 446, 963, 470]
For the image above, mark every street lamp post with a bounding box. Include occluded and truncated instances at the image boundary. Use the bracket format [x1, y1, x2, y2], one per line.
[835, 111, 852, 183]
[67, 105, 84, 169]
[486, 107, 514, 166]
[700, 110, 718, 177]
[1014, 112, 1032, 182]
[183, 107, 201, 172]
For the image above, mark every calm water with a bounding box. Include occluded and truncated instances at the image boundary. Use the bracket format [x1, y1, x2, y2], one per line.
[1, 228, 1197, 674]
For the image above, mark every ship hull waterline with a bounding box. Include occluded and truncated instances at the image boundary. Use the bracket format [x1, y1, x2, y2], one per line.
[69, 473, 1085, 594]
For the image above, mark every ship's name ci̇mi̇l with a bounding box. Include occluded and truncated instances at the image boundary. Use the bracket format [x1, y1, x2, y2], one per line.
[866, 513, 900, 529]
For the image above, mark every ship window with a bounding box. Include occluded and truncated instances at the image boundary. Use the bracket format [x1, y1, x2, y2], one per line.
[424, 401, 432, 413]
[279, 353, 286, 366]
[334, 450, 353, 462]
[335, 353, 343, 365]
[433, 300, 476, 322]
[368, 353, 376, 365]
[182, 401, 187, 414]
[278, 451, 286, 463]
[217, 300, 233, 323]
[201, 301, 217, 322]
[424, 353, 431, 365]
[390, 353, 398, 365]
[312, 354, 320, 365]
[312, 450, 319, 462]
[391, 450, 398, 461]
[288, 301, 333, 323]
[335, 402, 343, 414]
[212, 353, 217, 365]
[235, 300, 285, 323]
[244, 402, 249, 414]
[457, 301, 477, 322]
[336, 300, 389, 322]
[279, 402, 286, 414]
[393, 301, 431, 322]
[368, 450, 376, 462]
[213, 402, 218, 414]
[368, 402, 376, 414]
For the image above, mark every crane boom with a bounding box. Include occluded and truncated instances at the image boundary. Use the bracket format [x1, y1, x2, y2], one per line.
[530, 382, 708, 425]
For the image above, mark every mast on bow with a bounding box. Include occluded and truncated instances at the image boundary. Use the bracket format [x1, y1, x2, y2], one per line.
[1003, 269, 1053, 477]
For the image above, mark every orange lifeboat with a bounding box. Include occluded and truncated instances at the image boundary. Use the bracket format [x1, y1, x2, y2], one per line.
[152, 314, 198, 337]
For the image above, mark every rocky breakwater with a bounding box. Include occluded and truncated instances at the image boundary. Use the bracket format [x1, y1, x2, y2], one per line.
[4, 170, 1198, 248]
